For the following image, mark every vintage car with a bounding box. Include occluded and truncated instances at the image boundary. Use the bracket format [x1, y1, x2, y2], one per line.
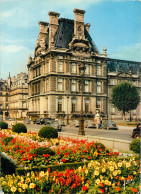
[100, 120, 118, 130]
[84, 120, 96, 128]
[45, 120, 62, 132]
[70, 120, 79, 127]
[131, 123, 141, 139]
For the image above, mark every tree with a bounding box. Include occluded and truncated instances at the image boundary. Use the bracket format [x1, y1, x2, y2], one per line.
[111, 82, 140, 120]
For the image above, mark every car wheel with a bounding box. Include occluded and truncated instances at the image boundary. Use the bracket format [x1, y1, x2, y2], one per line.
[134, 134, 140, 139]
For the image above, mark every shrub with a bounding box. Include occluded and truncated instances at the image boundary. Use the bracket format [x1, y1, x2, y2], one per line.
[3, 136, 14, 146]
[0, 121, 8, 129]
[33, 146, 55, 156]
[12, 123, 27, 134]
[129, 138, 140, 154]
[38, 126, 58, 139]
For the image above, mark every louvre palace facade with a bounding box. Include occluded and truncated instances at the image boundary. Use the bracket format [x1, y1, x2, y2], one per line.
[27, 9, 141, 122]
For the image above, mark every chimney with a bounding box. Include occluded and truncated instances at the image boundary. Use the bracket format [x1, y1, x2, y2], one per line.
[73, 8, 85, 39]
[85, 23, 91, 33]
[48, 11, 60, 48]
[38, 21, 49, 49]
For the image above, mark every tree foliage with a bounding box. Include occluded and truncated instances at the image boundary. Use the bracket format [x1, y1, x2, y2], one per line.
[111, 82, 140, 116]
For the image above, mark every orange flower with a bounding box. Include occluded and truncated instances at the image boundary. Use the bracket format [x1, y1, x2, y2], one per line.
[131, 188, 138, 193]
[116, 187, 121, 192]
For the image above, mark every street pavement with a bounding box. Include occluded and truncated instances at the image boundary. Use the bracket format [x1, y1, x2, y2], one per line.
[25, 123, 134, 141]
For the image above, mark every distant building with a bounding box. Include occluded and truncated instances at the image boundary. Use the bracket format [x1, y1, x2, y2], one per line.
[0, 73, 28, 119]
[26, 9, 141, 121]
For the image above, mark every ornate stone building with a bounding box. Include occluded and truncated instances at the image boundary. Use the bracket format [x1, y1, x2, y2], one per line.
[9, 73, 28, 118]
[107, 59, 141, 120]
[27, 9, 141, 121]
[27, 9, 108, 121]
[0, 73, 28, 119]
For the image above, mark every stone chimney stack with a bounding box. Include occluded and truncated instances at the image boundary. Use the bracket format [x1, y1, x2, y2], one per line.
[48, 11, 60, 48]
[38, 21, 49, 49]
[73, 8, 85, 39]
[85, 23, 91, 33]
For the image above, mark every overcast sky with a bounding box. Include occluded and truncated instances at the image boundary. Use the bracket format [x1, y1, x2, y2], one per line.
[0, 0, 141, 79]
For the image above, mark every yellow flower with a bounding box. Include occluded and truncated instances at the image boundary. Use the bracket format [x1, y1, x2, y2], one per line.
[85, 169, 88, 175]
[107, 181, 111, 186]
[118, 162, 122, 167]
[18, 182, 22, 187]
[109, 166, 114, 171]
[118, 170, 121, 174]
[11, 187, 17, 193]
[22, 184, 28, 190]
[85, 183, 89, 187]
[2, 181, 7, 186]
[27, 173, 30, 177]
[100, 175, 103, 180]
[112, 183, 115, 187]
[26, 178, 31, 183]
[94, 151, 98, 156]
[109, 161, 113, 165]
[102, 168, 106, 173]
[113, 171, 117, 176]
[126, 163, 131, 168]
[95, 179, 100, 185]
[120, 176, 125, 180]
[94, 171, 99, 176]
[133, 171, 137, 175]
[39, 171, 45, 177]
[29, 183, 36, 189]
[18, 188, 22, 192]
[105, 180, 109, 185]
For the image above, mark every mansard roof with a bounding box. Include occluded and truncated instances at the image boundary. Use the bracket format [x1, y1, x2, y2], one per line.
[54, 18, 100, 53]
[107, 58, 141, 75]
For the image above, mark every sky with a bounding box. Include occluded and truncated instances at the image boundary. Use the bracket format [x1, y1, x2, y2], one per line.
[0, 0, 141, 79]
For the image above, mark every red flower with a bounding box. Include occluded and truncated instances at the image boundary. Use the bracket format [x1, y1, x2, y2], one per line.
[83, 150, 87, 153]
[116, 187, 121, 192]
[99, 183, 104, 187]
[43, 154, 50, 158]
[131, 188, 138, 193]
[71, 183, 77, 189]
[82, 186, 88, 191]
[99, 148, 103, 151]
[22, 157, 27, 161]
[73, 150, 76, 154]
[62, 159, 66, 163]
[99, 188, 105, 193]
[64, 152, 69, 157]
[88, 156, 91, 159]
[57, 151, 60, 155]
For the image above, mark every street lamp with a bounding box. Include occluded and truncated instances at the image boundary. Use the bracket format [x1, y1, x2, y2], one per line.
[78, 63, 86, 135]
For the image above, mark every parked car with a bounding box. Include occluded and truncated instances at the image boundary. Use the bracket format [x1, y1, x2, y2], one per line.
[84, 120, 96, 128]
[70, 120, 79, 127]
[56, 119, 66, 126]
[33, 119, 41, 125]
[45, 120, 62, 132]
[100, 120, 118, 130]
[8, 118, 17, 128]
[24, 119, 31, 124]
[40, 118, 50, 125]
[131, 123, 141, 139]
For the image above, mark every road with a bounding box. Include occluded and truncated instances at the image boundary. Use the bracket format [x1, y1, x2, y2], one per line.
[25, 123, 134, 141]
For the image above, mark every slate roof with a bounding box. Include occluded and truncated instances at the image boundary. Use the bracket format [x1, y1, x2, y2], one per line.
[107, 59, 141, 74]
[54, 18, 100, 53]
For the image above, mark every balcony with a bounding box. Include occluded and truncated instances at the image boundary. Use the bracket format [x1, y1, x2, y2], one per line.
[56, 111, 65, 116]
[27, 111, 40, 116]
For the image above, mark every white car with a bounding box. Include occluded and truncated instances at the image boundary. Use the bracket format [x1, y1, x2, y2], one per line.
[84, 120, 96, 128]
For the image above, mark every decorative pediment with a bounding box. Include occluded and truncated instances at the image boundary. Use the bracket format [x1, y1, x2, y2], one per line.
[117, 72, 132, 77]
[69, 37, 91, 53]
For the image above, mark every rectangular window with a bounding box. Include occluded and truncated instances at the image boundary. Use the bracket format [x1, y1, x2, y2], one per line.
[72, 99, 76, 112]
[58, 62, 63, 72]
[58, 99, 62, 112]
[58, 78, 63, 90]
[58, 55, 63, 59]
[85, 64, 89, 74]
[71, 63, 76, 73]
[85, 99, 89, 113]
[97, 81, 101, 93]
[110, 79, 115, 85]
[111, 104, 115, 113]
[97, 65, 101, 76]
[71, 79, 76, 92]
[84, 80, 89, 92]
[97, 99, 101, 109]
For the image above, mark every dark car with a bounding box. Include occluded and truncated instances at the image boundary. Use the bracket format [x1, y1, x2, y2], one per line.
[40, 118, 50, 125]
[131, 123, 141, 139]
[33, 119, 41, 125]
[100, 120, 118, 130]
[45, 120, 62, 132]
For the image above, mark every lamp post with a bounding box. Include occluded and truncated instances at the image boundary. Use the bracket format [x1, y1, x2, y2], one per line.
[78, 63, 86, 135]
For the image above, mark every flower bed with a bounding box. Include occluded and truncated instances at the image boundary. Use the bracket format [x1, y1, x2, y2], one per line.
[0, 129, 140, 193]
[0, 129, 119, 168]
[1, 158, 140, 193]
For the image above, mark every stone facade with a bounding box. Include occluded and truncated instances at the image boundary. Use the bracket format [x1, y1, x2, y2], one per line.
[27, 9, 141, 122]
[0, 73, 28, 119]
